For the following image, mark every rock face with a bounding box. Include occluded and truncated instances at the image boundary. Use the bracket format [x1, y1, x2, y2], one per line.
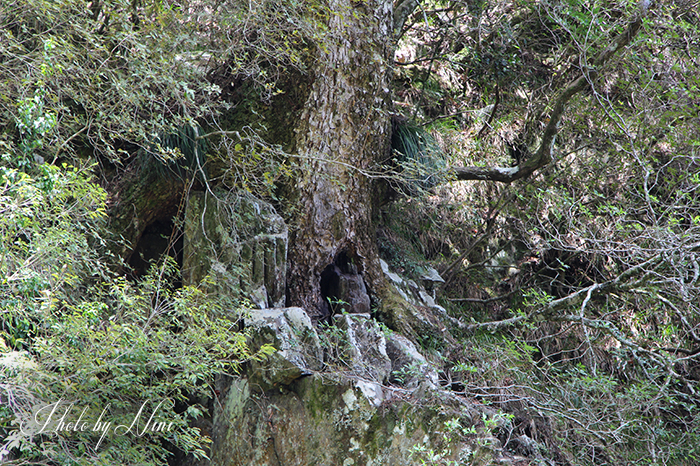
[380, 259, 446, 314]
[183, 191, 287, 308]
[180, 305, 526, 466]
[385, 332, 439, 389]
[245, 307, 323, 390]
[375, 259, 453, 344]
[179, 194, 531, 465]
[207, 375, 485, 466]
[333, 313, 392, 383]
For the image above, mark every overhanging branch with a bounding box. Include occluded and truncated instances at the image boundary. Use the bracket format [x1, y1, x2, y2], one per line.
[452, 3, 649, 183]
[453, 255, 662, 333]
[394, 0, 421, 37]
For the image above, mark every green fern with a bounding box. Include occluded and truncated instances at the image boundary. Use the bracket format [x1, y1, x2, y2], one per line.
[391, 120, 445, 193]
[145, 124, 208, 182]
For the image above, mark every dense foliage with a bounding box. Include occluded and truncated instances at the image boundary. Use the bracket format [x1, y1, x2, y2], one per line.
[385, 0, 700, 463]
[0, 1, 277, 464]
[2, 0, 700, 465]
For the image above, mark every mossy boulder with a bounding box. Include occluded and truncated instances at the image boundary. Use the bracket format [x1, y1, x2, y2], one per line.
[183, 191, 287, 308]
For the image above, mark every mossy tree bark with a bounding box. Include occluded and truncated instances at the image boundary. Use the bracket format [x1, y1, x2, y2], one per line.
[286, 0, 394, 319]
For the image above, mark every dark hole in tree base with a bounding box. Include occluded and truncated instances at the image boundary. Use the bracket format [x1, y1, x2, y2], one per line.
[319, 250, 370, 320]
[320, 264, 342, 319]
[128, 217, 183, 287]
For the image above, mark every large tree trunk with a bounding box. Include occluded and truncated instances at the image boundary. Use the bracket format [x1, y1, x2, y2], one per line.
[287, 0, 394, 319]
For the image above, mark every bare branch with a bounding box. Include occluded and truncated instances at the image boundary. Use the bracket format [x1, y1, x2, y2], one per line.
[447, 288, 519, 303]
[451, 255, 662, 334]
[394, 0, 421, 37]
[540, 255, 659, 315]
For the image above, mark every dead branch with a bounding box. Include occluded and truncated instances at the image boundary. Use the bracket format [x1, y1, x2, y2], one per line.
[394, 0, 421, 37]
[452, 255, 662, 333]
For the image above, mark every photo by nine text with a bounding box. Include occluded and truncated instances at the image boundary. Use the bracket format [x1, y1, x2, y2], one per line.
[20, 399, 175, 448]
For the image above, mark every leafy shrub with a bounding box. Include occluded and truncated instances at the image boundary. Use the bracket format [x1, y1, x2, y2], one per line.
[0, 148, 273, 465]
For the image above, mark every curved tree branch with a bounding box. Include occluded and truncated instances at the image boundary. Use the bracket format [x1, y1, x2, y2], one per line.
[452, 3, 649, 183]
[449, 254, 662, 334]
[394, 0, 421, 37]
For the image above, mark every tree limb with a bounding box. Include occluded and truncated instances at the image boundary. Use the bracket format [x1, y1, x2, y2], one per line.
[476, 85, 500, 139]
[394, 0, 421, 37]
[452, 4, 649, 183]
[452, 255, 662, 333]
